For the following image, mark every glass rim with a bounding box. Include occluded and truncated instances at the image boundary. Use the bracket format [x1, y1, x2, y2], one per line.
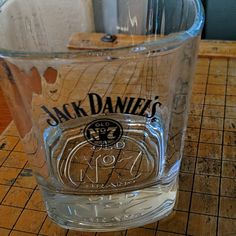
[0, 0, 204, 59]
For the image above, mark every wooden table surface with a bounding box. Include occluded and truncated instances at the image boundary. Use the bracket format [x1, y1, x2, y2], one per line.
[0, 40, 235, 236]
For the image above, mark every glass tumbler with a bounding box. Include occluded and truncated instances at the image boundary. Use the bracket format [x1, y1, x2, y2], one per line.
[0, 0, 204, 231]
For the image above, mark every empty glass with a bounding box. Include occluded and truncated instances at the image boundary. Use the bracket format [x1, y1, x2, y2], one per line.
[0, 0, 204, 231]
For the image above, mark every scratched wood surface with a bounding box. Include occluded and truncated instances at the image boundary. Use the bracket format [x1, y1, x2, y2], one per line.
[0, 42, 236, 236]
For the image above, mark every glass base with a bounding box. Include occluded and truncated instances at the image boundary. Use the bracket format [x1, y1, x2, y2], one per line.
[41, 181, 177, 232]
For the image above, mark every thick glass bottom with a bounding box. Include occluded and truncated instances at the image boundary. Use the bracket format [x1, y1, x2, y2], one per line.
[41, 180, 177, 232]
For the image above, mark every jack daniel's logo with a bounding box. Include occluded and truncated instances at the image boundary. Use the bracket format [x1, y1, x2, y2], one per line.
[41, 93, 161, 127]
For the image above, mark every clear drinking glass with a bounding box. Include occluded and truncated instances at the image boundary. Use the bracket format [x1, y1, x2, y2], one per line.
[0, 0, 204, 232]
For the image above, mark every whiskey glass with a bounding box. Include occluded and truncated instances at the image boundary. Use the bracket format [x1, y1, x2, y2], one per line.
[0, 0, 204, 231]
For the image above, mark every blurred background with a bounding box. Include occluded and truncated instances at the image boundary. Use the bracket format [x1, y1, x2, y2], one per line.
[92, 0, 236, 40]
[202, 0, 236, 40]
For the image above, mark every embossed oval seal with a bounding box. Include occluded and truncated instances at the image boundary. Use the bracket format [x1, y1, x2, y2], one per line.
[84, 118, 123, 147]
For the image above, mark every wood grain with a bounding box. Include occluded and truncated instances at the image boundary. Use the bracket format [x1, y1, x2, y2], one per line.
[68, 32, 160, 50]
[0, 87, 12, 133]
[199, 40, 236, 58]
